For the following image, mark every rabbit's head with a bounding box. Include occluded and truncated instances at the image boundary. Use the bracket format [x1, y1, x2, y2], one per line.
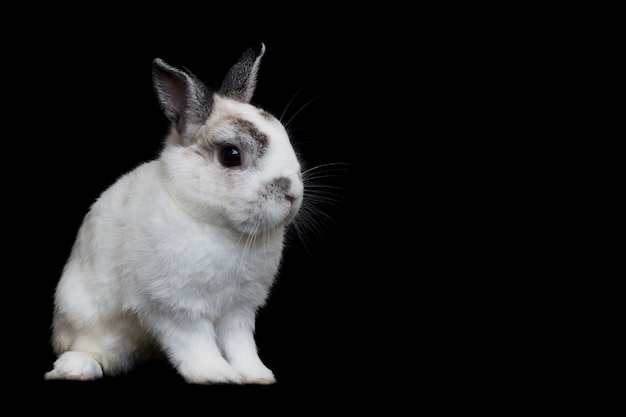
[153, 43, 303, 235]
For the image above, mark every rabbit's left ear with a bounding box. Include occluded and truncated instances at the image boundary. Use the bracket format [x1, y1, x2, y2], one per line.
[219, 43, 266, 103]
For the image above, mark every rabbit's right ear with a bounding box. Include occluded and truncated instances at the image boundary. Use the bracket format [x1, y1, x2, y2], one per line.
[152, 58, 213, 142]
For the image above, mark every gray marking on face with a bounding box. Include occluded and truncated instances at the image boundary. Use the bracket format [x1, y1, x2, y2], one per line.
[197, 117, 270, 169]
[264, 177, 291, 199]
[231, 118, 269, 149]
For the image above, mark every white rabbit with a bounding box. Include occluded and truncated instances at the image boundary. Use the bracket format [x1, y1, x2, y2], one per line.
[44, 43, 304, 384]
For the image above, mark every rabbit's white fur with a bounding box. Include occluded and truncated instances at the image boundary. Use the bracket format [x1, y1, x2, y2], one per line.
[44, 44, 302, 384]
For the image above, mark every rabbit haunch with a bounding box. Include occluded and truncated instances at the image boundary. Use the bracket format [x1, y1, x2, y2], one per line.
[45, 43, 302, 384]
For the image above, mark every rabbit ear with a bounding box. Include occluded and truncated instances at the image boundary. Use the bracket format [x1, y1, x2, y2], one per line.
[219, 43, 266, 103]
[152, 58, 213, 138]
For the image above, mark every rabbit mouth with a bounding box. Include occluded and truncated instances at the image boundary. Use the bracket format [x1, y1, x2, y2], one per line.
[230, 200, 300, 236]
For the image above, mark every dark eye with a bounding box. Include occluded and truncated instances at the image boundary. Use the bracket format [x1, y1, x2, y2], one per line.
[219, 146, 242, 167]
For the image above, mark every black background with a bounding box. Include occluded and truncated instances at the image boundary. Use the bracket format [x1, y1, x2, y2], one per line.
[6, 9, 415, 407]
[4, 5, 610, 413]
[5, 6, 533, 410]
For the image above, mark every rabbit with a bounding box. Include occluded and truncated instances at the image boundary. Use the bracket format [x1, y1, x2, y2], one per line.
[44, 43, 304, 384]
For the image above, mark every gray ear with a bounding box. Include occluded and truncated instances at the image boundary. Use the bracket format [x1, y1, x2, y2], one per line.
[152, 58, 213, 138]
[219, 43, 266, 103]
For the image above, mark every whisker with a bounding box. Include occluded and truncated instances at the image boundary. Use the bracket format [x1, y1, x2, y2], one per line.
[303, 170, 351, 183]
[284, 94, 324, 130]
[304, 192, 346, 208]
[291, 203, 342, 256]
[280, 82, 309, 123]
[302, 161, 351, 172]
[285, 158, 352, 257]
[278, 84, 351, 258]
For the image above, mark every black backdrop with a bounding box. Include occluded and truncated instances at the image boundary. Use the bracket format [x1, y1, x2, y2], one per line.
[6, 6, 519, 410]
[9, 11, 400, 405]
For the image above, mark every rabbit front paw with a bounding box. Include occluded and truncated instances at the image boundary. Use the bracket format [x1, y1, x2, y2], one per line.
[231, 360, 276, 384]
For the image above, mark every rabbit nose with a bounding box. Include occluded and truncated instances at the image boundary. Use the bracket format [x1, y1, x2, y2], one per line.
[269, 177, 292, 198]
[273, 177, 290, 191]
[271, 177, 301, 201]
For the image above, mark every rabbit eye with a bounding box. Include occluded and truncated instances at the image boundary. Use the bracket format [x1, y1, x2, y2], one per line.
[219, 146, 242, 167]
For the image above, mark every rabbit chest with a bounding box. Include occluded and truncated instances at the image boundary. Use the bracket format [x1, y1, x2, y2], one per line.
[80, 161, 285, 318]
